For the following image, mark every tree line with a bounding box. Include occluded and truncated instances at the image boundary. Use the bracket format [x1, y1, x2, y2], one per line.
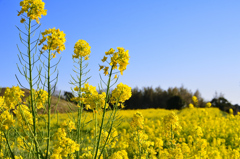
[62, 85, 240, 113]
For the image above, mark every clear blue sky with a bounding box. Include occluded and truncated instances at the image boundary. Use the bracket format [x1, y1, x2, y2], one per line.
[1, 0, 240, 104]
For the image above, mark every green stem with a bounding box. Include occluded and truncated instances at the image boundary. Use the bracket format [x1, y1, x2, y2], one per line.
[98, 104, 118, 158]
[27, 17, 40, 159]
[4, 131, 15, 159]
[45, 48, 51, 159]
[94, 109, 98, 155]
[76, 57, 83, 159]
[94, 66, 113, 159]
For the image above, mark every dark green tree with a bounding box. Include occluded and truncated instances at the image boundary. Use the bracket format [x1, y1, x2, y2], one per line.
[166, 95, 185, 110]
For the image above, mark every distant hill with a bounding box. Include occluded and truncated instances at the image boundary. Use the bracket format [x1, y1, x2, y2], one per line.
[0, 87, 78, 114]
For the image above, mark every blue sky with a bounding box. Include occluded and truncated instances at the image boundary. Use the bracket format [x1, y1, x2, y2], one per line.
[1, 0, 240, 104]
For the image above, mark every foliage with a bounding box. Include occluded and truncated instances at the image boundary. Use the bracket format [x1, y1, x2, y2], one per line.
[125, 86, 205, 109]
[166, 95, 185, 109]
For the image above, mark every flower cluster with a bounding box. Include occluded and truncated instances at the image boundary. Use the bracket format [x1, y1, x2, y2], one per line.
[72, 40, 91, 60]
[18, 0, 47, 23]
[130, 112, 144, 129]
[4, 86, 25, 110]
[60, 119, 76, 132]
[0, 110, 15, 130]
[192, 96, 198, 105]
[205, 102, 211, 108]
[109, 150, 128, 159]
[189, 103, 194, 108]
[110, 83, 132, 107]
[16, 137, 32, 152]
[51, 128, 80, 158]
[14, 104, 33, 130]
[72, 83, 107, 110]
[163, 111, 182, 137]
[129, 113, 155, 158]
[39, 28, 66, 56]
[26, 89, 48, 109]
[189, 96, 199, 108]
[99, 47, 129, 75]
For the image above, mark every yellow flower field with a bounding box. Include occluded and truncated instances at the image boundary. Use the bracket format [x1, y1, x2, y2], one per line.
[37, 107, 239, 158]
[1, 0, 239, 158]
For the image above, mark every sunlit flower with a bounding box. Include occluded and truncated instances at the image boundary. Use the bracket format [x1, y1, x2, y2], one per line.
[101, 47, 129, 75]
[110, 83, 132, 105]
[72, 39, 91, 59]
[104, 66, 109, 76]
[20, 18, 26, 23]
[101, 56, 108, 62]
[192, 96, 198, 105]
[18, 0, 47, 23]
[205, 102, 211, 108]
[189, 103, 194, 108]
[39, 27, 66, 55]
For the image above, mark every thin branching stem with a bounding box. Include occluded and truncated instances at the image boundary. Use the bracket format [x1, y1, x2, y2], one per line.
[94, 66, 113, 159]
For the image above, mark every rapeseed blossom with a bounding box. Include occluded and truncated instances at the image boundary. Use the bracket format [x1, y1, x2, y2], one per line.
[26, 89, 48, 109]
[14, 104, 33, 130]
[52, 128, 79, 158]
[72, 83, 107, 110]
[205, 102, 211, 108]
[72, 40, 91, 59]
[110, 83, 132, 106]
[4, 86, 24, 110]
[0, 110, 15, 130]
[189, 103, 194, 108]
[130, 112, 144, 129]
[110, 150, 128, 159]
[192, 96, 198, 105]
[101, 47, 130, 75]
[39, 28, 66, 55]
[18, 0, 47, 23]
[60, 119, 76, 132]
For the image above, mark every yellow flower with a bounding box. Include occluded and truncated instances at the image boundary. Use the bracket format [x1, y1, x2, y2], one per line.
[39, 28, 66, 55]
[104, 66, 109, 76]
[77, 83, 107, 110]
[74, 86, 79, 91]
[189, 103, 194, 108]
[26, 89, 48, 109]
[4, 86, 25, 110]
[52, 53, 56, 58]
[192, 96, 198, 105]
[14, 104, 33, 130]
[0, 110, 15, 130]
[60, 119, 76, 132]
[101, 47, 129, 75]
[72, 39, 91, 59]
[105, 48, 115, 55]
[20, 18, 26, 23]
[110, 83, 132, 105]
[101, 56, 108, 62]
[84, 56, 89, 60]
[205, 102, 211, 108]
[18, 0, 47, 24]
[52, 128, 79, 158]
[99, 65, 104, 71]
[114, 74, 118, 79]
[130, 112, 144, 129]
[110, 150, 128, 159]
[229, 108, 233, 114]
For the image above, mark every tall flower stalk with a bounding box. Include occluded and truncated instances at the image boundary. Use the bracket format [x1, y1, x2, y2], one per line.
[38, 27, 66, 158]
[16, 0, 47, 158]
[94, 47, 130, 159]
[70, 39, 91, 158]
